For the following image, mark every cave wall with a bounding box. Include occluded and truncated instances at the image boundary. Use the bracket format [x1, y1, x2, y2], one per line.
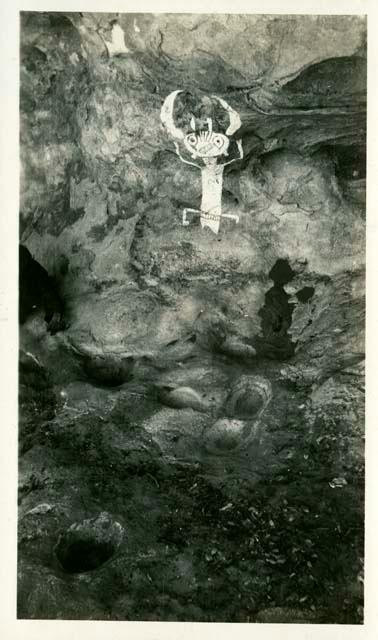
[18, 13, 366, 623]
[20, 12, 366, 351]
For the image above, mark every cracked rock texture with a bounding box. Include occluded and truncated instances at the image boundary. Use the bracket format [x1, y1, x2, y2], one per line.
[19, 13, 365, 623]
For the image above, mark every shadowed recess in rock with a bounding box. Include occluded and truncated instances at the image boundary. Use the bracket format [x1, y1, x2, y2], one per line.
[296, 286, 315, 303]
[255, 259, 296, 360]
[56, 538, 116, 573]
[19, 245, 67, 334]
[55, 513, 124, 574]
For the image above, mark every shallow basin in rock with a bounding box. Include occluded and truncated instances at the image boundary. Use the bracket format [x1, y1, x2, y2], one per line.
[225, 375, 272, 420]
[55, 512, 124, 574]
[203, 418, 254, 454]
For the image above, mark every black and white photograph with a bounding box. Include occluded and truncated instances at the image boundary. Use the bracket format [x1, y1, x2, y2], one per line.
[7, 2, 372, 631]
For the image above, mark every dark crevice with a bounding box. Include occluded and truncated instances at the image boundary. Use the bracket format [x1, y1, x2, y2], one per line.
[254, 259, 297, 361]
[296, 286, 315, 303]
[19, 244, 67, 334]
[325, 144, 366, 182]
[268, 258, 295, 286]
[56, 538, 116, 573]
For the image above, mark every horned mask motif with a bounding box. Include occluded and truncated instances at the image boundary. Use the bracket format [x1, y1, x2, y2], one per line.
[160, 90, 243, 234]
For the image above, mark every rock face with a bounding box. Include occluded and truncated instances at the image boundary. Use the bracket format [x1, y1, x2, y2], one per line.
[20, 12, 365, 347]
[18, 12, 365, 624]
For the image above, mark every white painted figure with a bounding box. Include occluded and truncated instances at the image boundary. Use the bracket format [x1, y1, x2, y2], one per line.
[104, 22, 130, 57]
[160, 90, 243, 234]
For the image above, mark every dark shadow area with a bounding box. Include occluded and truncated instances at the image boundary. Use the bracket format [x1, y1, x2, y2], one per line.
[19, 244, 66, 334]
[296, 286, 315, 303]
[255, 259, 297, 361]
[326, 144, 366, 182]
[56, 537, 116, 574]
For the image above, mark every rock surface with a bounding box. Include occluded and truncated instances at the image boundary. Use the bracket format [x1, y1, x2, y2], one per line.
[18, 12, 365, 623]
